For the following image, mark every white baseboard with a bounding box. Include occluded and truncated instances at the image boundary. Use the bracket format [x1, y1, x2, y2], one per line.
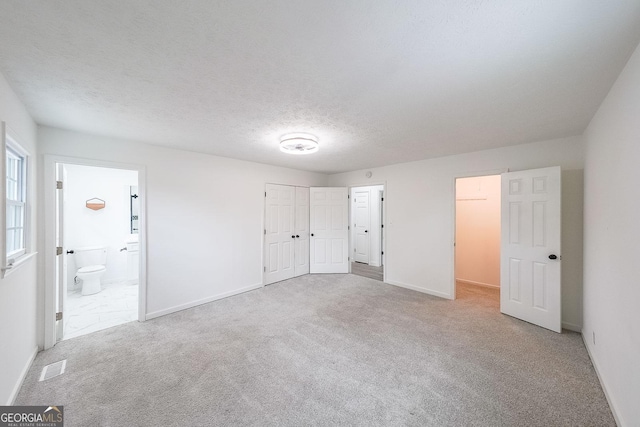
[145, 283, 263, 320]
[385, 280, 453, 300]
[7, 346, 38, 405]
[582, 332, 623, 427]
[561, 321, 582, 332]
[455, 278, 500, 289]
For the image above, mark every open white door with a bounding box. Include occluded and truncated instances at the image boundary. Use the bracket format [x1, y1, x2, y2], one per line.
[264, 184, 295, 285]
[310, 187, 349, 273]
[294, 187, 310, 277]
[353, 189, 370, 264]
[55, 163, 68, 341]
[501, 166, 561, 333]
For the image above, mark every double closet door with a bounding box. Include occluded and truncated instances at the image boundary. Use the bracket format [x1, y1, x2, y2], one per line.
[264, 184, 309, 285]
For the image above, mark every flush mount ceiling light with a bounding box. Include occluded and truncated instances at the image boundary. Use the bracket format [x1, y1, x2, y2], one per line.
[279, 133, 319, 155]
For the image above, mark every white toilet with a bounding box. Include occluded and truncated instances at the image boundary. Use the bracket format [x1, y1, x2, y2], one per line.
[75, 246, 107, 296]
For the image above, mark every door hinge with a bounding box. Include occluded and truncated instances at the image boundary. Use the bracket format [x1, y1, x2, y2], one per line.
[347, 195, 350, 199]
[264, 229, 266, 235]
[348, 226, 350, 230]
[381, 224, 384, 228]
[56, 181, 63, 189]
[381, 251, 384, 255]
[56, 312, 62, 321]
[56, 246, 63, 255]
[381, 197, 384, 201]
[263, 266, 266, 272]
[265, 191, 267, 197]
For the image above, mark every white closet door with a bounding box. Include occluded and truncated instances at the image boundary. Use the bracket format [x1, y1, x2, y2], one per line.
[294, 187, 310, 277]
[501, 166, 562, 333]
[310, 187, 349, 273]
[264, 184, 295, 285]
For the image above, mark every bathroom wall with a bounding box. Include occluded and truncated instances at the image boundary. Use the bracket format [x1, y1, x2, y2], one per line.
[63, 164, 138, 289]
[455, 175, 501, 288]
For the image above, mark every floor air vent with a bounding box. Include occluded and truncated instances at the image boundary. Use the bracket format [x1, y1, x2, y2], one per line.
[39, 360, 67, 381]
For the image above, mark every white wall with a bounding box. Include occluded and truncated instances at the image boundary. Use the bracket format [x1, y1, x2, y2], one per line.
[350, 185, 383, 267]
[63, 164, 138, 289]
[38, 126, 328, 319]
[329, 136, 584, 330]
[582, 40, 640, 426]
[455, 175, 501, 288]
[0, 73, 39, 404]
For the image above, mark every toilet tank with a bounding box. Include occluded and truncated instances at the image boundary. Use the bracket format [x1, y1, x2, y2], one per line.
[75, 246, 107, 267]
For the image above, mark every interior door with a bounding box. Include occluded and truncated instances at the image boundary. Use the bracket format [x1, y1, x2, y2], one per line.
[55, 163, 68, 341]
[264, 184, 295, 285]
[310, 187, 349, 273]
[353, 189, 370, 263]
[501, 166, 561, 333]
[294, 186, 310, 277]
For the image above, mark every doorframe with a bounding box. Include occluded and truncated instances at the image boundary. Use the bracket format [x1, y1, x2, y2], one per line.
[347, 181, 386, 282]
[43, 155, 148, 350]
[451, 169, 507, 301]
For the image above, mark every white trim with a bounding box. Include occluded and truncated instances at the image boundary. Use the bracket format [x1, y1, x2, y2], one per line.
[2, 251, 37, 278]
[146, 283, 263, 320]
[451, 170, 506, 300]
[43, 154, 147, 350]
[582, 333, 623, 427]
[2, 122, 33, 278]
[455, 278, 500, 289]
[344, 181, 387, 282]
[7, 346, 38, 405]
[386, 279, 453, 300]
[561, 321, 581, 332]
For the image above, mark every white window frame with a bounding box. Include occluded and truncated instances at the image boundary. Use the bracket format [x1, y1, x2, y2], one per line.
[1, 122, 33, 278]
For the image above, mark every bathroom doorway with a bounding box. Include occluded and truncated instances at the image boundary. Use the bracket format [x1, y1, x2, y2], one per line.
[349, 185, 384, 281]
[45, 162, 144, 345]
[454, 175, 501, 306]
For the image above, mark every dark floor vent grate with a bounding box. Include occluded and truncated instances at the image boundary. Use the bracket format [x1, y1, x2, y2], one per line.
[39, 360, 67, 381]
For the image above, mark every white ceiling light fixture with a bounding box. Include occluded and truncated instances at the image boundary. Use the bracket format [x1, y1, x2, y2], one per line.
[279, 133, 319, 155]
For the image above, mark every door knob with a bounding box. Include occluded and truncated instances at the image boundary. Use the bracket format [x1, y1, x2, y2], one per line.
[311, 233, 314, 237]
[365, 230, 368, 233]
[291, 235, 295, 239]
[548, 254, 558, 260]
[296, 235, 299, 238]
[66, 250, 74, 254]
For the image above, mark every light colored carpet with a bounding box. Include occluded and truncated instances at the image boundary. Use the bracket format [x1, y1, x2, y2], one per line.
[351, 262, 384, 281]
[16, 275, 614, 426]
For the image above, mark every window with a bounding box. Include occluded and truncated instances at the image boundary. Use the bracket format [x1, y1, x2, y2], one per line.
[1, 121, 31, 275]
[6, 145, 26, 259]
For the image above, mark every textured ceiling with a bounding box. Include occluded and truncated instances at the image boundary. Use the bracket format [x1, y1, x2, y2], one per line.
[1, 1, 640, 174]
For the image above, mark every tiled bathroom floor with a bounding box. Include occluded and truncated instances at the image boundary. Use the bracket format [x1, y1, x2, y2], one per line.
[64, 281, 138, 340]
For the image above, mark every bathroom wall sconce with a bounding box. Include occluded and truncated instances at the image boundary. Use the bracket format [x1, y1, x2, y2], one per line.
[86, 198, 106, 211]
